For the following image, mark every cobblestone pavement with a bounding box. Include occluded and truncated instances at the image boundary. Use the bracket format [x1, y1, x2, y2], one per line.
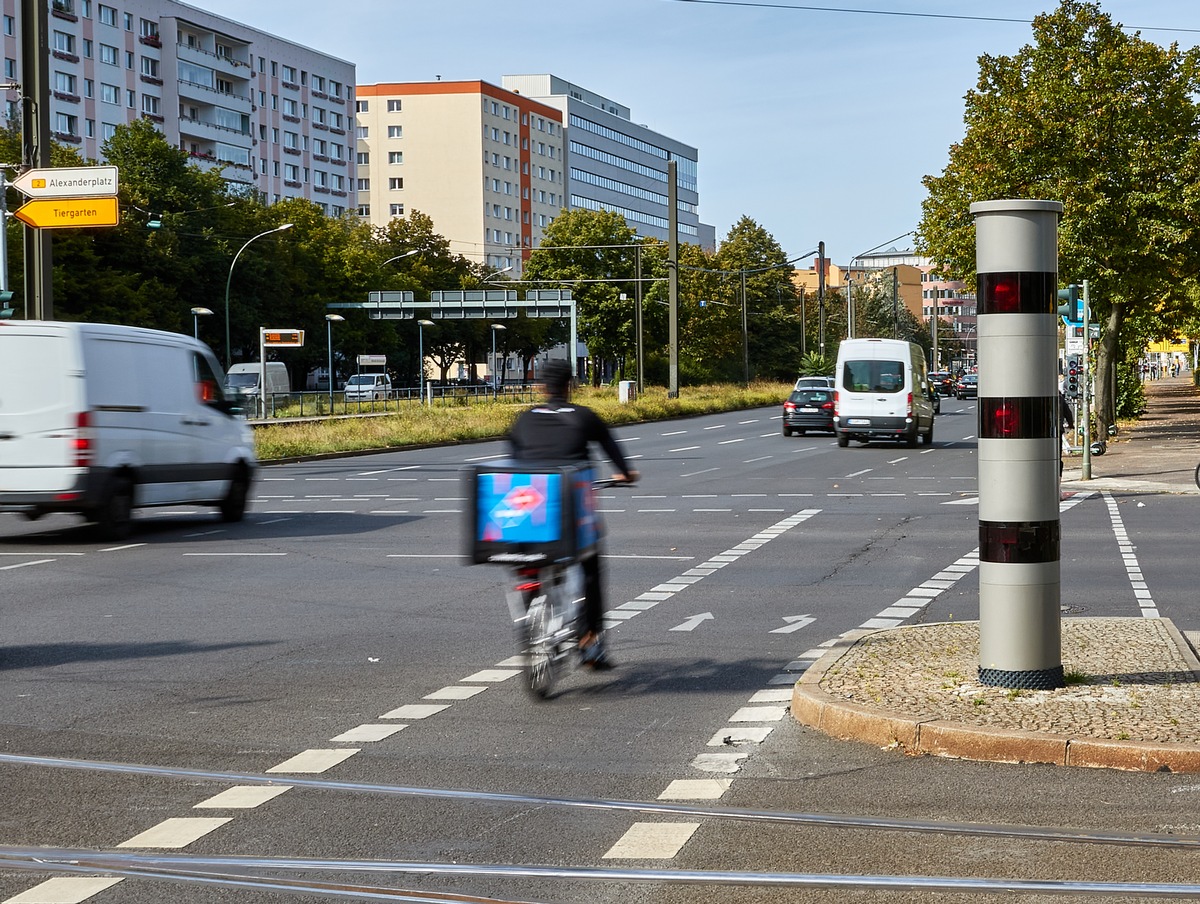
[793, 371, 1200, 771]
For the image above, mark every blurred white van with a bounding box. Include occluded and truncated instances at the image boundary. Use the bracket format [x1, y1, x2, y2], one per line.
[0, 321, 257, 538]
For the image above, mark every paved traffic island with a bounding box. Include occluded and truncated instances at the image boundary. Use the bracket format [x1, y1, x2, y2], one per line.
[792, 618, 1200, 773]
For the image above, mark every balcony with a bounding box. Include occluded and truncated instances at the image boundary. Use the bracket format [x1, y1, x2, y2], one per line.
[139, 34, 162, 48]
[176, 79, 251, 112]
[51, 0, 77, 21]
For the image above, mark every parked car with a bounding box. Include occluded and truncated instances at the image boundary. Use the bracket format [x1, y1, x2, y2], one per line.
[955, 373, 979, 399]
[793, 375, 835, 391]
[782, 388, 835, 436]
[343, 373, 393, 401]
[930, 371, 956, 396]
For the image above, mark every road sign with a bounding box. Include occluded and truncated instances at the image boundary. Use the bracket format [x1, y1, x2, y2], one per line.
[12, 197, 120, 229]
[357, 355, 386, 366]
[11, 165, 118, 199]
[262, 329, 304, 347]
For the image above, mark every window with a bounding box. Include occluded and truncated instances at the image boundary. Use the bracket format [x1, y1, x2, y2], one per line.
[329, 80, 342, 98]
[123, 11, 132, 30]
[53, 71, 76, 94]
[330, 111, 343, 129]
[126, 88, 135, 108]
[389, 204, 404, 216]
[85, 118, 94, 137]
[98, 4, 115, 25]
[100, 83, 118, 104]
[355, 100, 368, 112]
[102, 121, 116, 140]
[387, 99, 401, 112]
[312, 106, 325, 125]
[282, 98, 297, 116]
[84, 78, 93, 97]
[387, 125, 402, 139]
[331, 142, 344, 159]
[140, 18, 157, 38]
[3, 15, 13, 35]
[388, 177, 403, 190]
[312, 138, 326, 155]
[281, 64, 296, 82]
[356, 178, 370, 191]
[80, 0, 90, 16]
[141, 57, 158, 78]
[142, 95, 159, 115]
[388, 151, 403, 164]
[357, 205, 370, 217]
[3, 60, 13, 79]
[283, 131, 299, 149]
[53, 31, 75, 54]
[356, 125, 368, 139]
[99, 43, 117, 64]
[314, 170, 327, 188]
[312, 75, 324, 92]
[54, 112, 78, 135]
[330, 174, 343, 191]
[356, 151, 369, 165]
[125, 51, 134, 69]
[284, 163, 299, 182]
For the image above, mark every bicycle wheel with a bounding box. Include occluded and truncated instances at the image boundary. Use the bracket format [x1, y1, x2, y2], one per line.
[1194, 460, 1200, 491]
[521, 595, 557, 699]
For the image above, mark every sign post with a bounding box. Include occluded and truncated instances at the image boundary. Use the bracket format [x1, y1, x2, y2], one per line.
[259, 328, 304, 418]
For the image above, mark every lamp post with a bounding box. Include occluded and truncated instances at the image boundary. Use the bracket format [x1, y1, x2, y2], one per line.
[190, 306, 212, 340]
[325, 314, 343, 414]
[418, 319, 434, 404]
[490, 323, 506, 399]
[381, 249, 419, 269]
[224, 223, 294, 370]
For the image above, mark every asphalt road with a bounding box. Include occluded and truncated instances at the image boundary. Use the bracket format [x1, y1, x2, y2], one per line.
[3, 397, 1199, 904]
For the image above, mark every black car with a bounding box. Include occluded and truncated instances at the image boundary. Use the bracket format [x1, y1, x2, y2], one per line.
[782, 388, 835, 436]
[930, 371, 956, 396]
[955, 373, 979, 399]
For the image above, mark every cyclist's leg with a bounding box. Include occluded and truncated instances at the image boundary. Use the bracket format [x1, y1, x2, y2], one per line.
[579, 549, 604, 641]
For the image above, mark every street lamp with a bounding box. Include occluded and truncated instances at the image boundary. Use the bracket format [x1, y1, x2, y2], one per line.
[190, 306, 213, 340]
[417, 319, 434, 404]
[224, 223, 294, 370]
[490, 323, 506, 399]
[381, 249, 419, 269]
[325, 314, 344, 413]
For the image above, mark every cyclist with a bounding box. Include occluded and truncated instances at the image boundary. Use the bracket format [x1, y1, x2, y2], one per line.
[508, 359, 638, 670]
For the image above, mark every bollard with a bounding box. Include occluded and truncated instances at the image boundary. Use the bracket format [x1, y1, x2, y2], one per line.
[970, 199, 1065, 690]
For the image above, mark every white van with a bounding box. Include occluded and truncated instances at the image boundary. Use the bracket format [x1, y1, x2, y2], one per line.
[343, 372, 393, 401]
[0, 321, 258, 538]
[226, 361, 289, 409]
[833, 338, 936, 448]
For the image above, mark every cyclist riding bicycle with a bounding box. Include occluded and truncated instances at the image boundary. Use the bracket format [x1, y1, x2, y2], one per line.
[507, 359, 638, 670]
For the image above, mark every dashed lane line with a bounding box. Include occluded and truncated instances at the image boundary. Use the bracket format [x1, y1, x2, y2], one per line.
[1103, 491, 1158, 618]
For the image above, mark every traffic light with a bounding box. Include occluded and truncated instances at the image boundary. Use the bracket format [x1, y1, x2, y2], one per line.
[0, 290, 13, 319]
[1057, 284, 1080, 322]
[1064, 354, 1082, 399]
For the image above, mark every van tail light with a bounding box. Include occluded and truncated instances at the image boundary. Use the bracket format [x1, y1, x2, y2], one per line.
[906, 392, 914, 417]
[833, 390, 839, 416]
[73, 411, 94, 467]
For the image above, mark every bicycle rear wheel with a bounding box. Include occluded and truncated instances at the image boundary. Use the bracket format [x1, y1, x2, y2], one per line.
[521, 596, 557, 699]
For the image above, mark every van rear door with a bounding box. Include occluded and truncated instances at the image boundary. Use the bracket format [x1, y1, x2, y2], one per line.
[0, 323, 82, 492]
[840, 356, 908, 424]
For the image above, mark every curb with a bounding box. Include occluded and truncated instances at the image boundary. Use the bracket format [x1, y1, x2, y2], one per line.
[791, 620, 1200, 774]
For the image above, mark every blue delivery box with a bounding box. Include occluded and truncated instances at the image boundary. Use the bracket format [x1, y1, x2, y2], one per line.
[466, 460, 599, 565]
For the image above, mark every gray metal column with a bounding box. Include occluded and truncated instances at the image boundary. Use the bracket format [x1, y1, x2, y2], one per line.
[970, 199, 1064, 690]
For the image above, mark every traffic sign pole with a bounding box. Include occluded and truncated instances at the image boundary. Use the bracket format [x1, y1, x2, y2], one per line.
[1082, 280, 1092, 480]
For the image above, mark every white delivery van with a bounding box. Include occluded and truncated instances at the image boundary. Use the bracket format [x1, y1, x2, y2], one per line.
[0, 321, 258, 538]
[833, 338, 936, 448]
[225, 361, 289, 411]
[343, 372, 393, 401]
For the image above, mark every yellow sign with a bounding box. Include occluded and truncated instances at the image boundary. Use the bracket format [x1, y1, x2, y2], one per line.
[13, 196, 120, 229]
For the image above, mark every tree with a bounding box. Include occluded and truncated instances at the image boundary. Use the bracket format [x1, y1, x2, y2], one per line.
[918, 0, 1200, 435]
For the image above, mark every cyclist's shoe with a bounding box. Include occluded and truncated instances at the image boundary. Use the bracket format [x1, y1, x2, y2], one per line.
[580, 635, 613, 670]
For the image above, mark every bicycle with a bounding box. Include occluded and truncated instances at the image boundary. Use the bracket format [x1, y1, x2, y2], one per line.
[1194, 460, 1200, 491]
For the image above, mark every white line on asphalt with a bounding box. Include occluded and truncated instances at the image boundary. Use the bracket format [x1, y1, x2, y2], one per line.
[329, 724, 408, 743]
[0, 551, 83, 556]
[658, 779, 732, 800]
[257, 518, 294, 525]
[193, 786, 292, 809]
[0, 559, 55, 570]
[679, 467, 719, 477]
[702, 424, 726, 430]
[843, 469, 873, 478]
[462, 454, 507, 462]
[386, 554, 461, 558]
[182, 552, 288, 557]
[743, 456, 772, 463]
[266, 749, 360, 774]
[379, 703, 451, 720]
[717, 438, 744, 445]
[99, 543, 146, 552]
[604, 823, 700, 859]
[4, 877, 124, 902]
[668, 446, 700, 452]
[738, 419, 759, 424]
[116, 817, 233, 849]
[661, 430, 687, 436]
[887, 457, 908, 465]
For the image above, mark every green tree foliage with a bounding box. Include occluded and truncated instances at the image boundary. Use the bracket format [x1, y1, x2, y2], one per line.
[918, 0, 1200, 432]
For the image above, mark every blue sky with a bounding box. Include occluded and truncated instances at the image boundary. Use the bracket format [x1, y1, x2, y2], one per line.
[195, 0, 1198, 265]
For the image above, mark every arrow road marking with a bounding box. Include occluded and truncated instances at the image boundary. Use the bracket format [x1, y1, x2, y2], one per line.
[670, 613, 715, 632]
[769, 615, 816, 634]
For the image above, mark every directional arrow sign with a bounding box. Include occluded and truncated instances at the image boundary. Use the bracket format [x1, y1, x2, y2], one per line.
[670, 613, 714, 632]
[12, 165, 118, 199]
[769, 615, 815, 635]
[13, 197, 120, 230]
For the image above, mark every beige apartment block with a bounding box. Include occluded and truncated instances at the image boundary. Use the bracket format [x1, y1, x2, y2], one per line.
[355, 81, 564, 272]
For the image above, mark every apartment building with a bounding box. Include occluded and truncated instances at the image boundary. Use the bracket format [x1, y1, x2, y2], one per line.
[355, 80, 565, 271]
[502, 74, 712, 249]
[5, 0, 355, 213]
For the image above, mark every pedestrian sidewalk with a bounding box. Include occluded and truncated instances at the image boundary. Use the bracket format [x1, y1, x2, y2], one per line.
[793, 369, 1200, 772]
[1062, 371, 1200, 494]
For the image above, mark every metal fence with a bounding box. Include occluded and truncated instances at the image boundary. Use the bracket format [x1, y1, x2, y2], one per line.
[246, 383, 538, 420]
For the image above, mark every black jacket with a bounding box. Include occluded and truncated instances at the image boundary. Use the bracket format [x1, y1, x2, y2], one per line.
[508, 397, 635, 478]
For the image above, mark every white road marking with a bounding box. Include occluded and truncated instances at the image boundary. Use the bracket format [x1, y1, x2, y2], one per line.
[116, 817, 232, 848]
[707, 726, 773, 746]
[379, 704, 450, 720]
[0, 559, 55, 570]
[461, 668, 520, 682]
[604, 822, 700, 859]
[691, 752, 749, 773]
[329, 724, 408, 743]
[680, 467, 719, 477]
[658, 779, 732, 800]
[99, 543, 145, 552]
[4, 877, 123, 902]
[669, 446, 700, 452]
[729, 705, 788, 722]
[743, 456, 772, 463]
[266, 749, 360, 774]
[193, 785, 291, 809]
[661, 430, 687, 436]
[738, 419, 759, 424]
[749, 689, 793, 703]
[182, 552, 287, 556]
[703, 424, 726, 430]
[887, 457, 908, 464]
[717, 438, 745, 445]
[843, 469, 873, 478]
[669, 613, 714, 632]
